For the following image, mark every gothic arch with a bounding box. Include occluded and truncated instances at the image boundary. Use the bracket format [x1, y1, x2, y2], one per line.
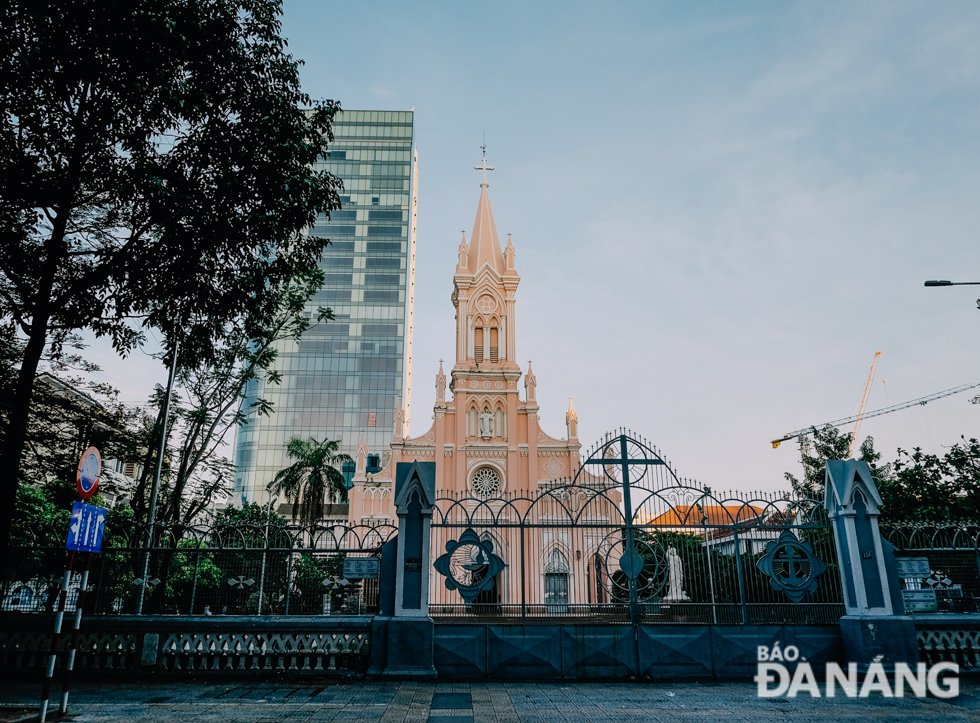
[471, 285, 504, 313]
[362, 487, 392, 516]
[539, 543, 574, 607]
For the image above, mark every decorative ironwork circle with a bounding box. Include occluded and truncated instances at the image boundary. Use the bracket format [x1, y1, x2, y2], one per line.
[756, 529, 827, 603]
[471, 467, 501, 497]
[433, 528, 507, 602]
[596, 530, 668, 601]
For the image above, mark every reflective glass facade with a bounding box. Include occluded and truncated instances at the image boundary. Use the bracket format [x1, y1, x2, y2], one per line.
[233, 110, 415, 505]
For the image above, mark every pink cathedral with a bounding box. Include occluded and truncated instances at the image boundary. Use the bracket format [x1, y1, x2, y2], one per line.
[345, 168, 582, 522]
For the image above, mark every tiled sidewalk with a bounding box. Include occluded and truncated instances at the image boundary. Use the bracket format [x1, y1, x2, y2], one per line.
[0, 680, 978, 723]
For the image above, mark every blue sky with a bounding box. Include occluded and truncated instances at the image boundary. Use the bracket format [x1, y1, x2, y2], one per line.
[94, 1, 980, 491]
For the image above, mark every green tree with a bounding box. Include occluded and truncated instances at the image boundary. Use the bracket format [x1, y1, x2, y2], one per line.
[783, 425, 887, 500]
[129, 273, 334, 530]
[0, 324, 150, 493]
[270, 437, 353, 524]
[0, 0, 342, 567]
[877, 437, 980, 521]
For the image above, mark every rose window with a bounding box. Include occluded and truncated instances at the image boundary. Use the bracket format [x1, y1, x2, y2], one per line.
[471, 467, 502, 497]
[476, 295, 496, 313]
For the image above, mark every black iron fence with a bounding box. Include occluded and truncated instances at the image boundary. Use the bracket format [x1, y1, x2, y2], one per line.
[429, 434, 845, 625]
[881, 522, 980, 615]
[2, 521, 395, 617]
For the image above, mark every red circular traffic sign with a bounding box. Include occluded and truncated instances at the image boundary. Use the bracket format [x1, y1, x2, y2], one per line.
[76, 447, 101, 500]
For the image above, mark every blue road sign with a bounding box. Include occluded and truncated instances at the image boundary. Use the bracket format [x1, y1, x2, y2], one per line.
[76, 447, 101, 499]
[66, 502, 107, 553]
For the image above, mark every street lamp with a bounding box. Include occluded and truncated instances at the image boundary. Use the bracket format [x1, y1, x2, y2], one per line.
[924, 280, 980, 310]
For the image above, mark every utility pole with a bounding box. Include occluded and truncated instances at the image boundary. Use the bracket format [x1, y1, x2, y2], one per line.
[136, 340, 180, 614]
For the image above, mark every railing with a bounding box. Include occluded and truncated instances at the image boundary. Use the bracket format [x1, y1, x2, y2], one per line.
[881, 522, 980, 615]
[429, 434, 844, 625]
[2, 521, 395, 617]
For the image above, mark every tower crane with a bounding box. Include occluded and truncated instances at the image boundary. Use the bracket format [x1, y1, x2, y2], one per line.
[847, 351, 881, 458]
[771, 381, 980, 450]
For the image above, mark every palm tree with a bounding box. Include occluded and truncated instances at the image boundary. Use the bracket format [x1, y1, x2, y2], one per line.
[269, 437, 353, 523]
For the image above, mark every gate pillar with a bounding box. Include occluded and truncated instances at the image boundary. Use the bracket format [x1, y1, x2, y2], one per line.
[369, 461, 437, 679]
[824, 459, 918, 669]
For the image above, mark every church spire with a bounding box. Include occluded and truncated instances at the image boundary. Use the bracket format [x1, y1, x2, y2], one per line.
[468, 148, 506, 275]
[435, 360, 447, 402]
[566, 397, 578, 440]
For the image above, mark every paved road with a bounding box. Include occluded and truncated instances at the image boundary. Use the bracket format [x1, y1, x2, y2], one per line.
[0, 680, 978, 723]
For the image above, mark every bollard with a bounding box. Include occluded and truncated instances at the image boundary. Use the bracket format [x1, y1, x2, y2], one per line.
[60, 551, 93, 714]
[39, 552, 74, 723]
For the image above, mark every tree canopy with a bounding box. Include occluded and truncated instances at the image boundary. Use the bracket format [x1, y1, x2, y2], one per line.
[784, 424, 980, 521]
[129, 272, 334, 529]
[878, 437, 980, 520]
[269, 437, 353, 524]
[0, 0, 342, 564]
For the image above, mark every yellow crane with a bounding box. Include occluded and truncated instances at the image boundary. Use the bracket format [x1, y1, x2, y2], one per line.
[847, 351, 881, 458]
[772, 381, 980, 450]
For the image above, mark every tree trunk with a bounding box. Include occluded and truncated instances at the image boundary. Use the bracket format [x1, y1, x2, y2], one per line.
[0, 307, 52, 575]
[0, 218, 66, 576]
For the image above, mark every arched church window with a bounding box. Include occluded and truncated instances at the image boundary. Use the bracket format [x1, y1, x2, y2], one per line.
[489, 328, 498, 362]
[474, 327, 484, 363]
[544, 550, 570, 613]
[471, 467, 501, 497]
[544, 549, 569, 574]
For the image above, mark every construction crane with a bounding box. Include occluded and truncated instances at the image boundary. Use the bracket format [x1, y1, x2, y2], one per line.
[847, 351, 882, 458]
[771, 381, 980, 450]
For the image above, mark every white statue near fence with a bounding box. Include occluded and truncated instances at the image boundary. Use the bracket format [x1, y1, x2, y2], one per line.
[665, 546, 690, 602]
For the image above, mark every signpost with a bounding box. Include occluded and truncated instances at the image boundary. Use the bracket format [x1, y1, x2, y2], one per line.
[902, 589, 939, 613]
[67, 502, 107, 553]
[896, 557, 939, 614]
[896, 557, 931, 579]
[343, 558, 380, 579]
[40, 450, 107, 723]
[75, 446, 101, 500]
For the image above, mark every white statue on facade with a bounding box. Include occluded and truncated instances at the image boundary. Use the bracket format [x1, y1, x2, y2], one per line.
[664, 546, 690, 602]
[479, 409, 494, 439]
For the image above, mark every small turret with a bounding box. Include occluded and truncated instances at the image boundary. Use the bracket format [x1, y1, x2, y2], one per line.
[457, 233, 468, 269]
[435, 360, 447, 402]
[393, 398, 405, 439]
[504, 234, 516, 270]
[566, 397, 578, 441]
[525, 361, 537, 402]
[353, 433, 368, 484]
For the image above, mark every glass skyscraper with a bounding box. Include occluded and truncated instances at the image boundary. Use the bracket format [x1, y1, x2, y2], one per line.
[233, 110, 417, 506]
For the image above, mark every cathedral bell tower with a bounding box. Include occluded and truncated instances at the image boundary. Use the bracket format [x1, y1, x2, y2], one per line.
[381, 148, 581, 505]
[442, 148, 524, 494]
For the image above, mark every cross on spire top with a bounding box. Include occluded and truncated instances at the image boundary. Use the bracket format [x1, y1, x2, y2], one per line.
[475, 145, 494, 185]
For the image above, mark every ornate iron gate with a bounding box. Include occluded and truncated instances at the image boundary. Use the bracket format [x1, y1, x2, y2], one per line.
[429, 432, 844, 627]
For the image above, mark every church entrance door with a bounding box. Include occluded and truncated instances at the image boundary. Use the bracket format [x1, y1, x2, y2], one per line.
[544, 573, 569, 614]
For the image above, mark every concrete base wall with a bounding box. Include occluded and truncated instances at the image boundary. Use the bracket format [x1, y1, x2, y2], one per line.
[0, 615, 373, 677]
[434, 623, 843, 680]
